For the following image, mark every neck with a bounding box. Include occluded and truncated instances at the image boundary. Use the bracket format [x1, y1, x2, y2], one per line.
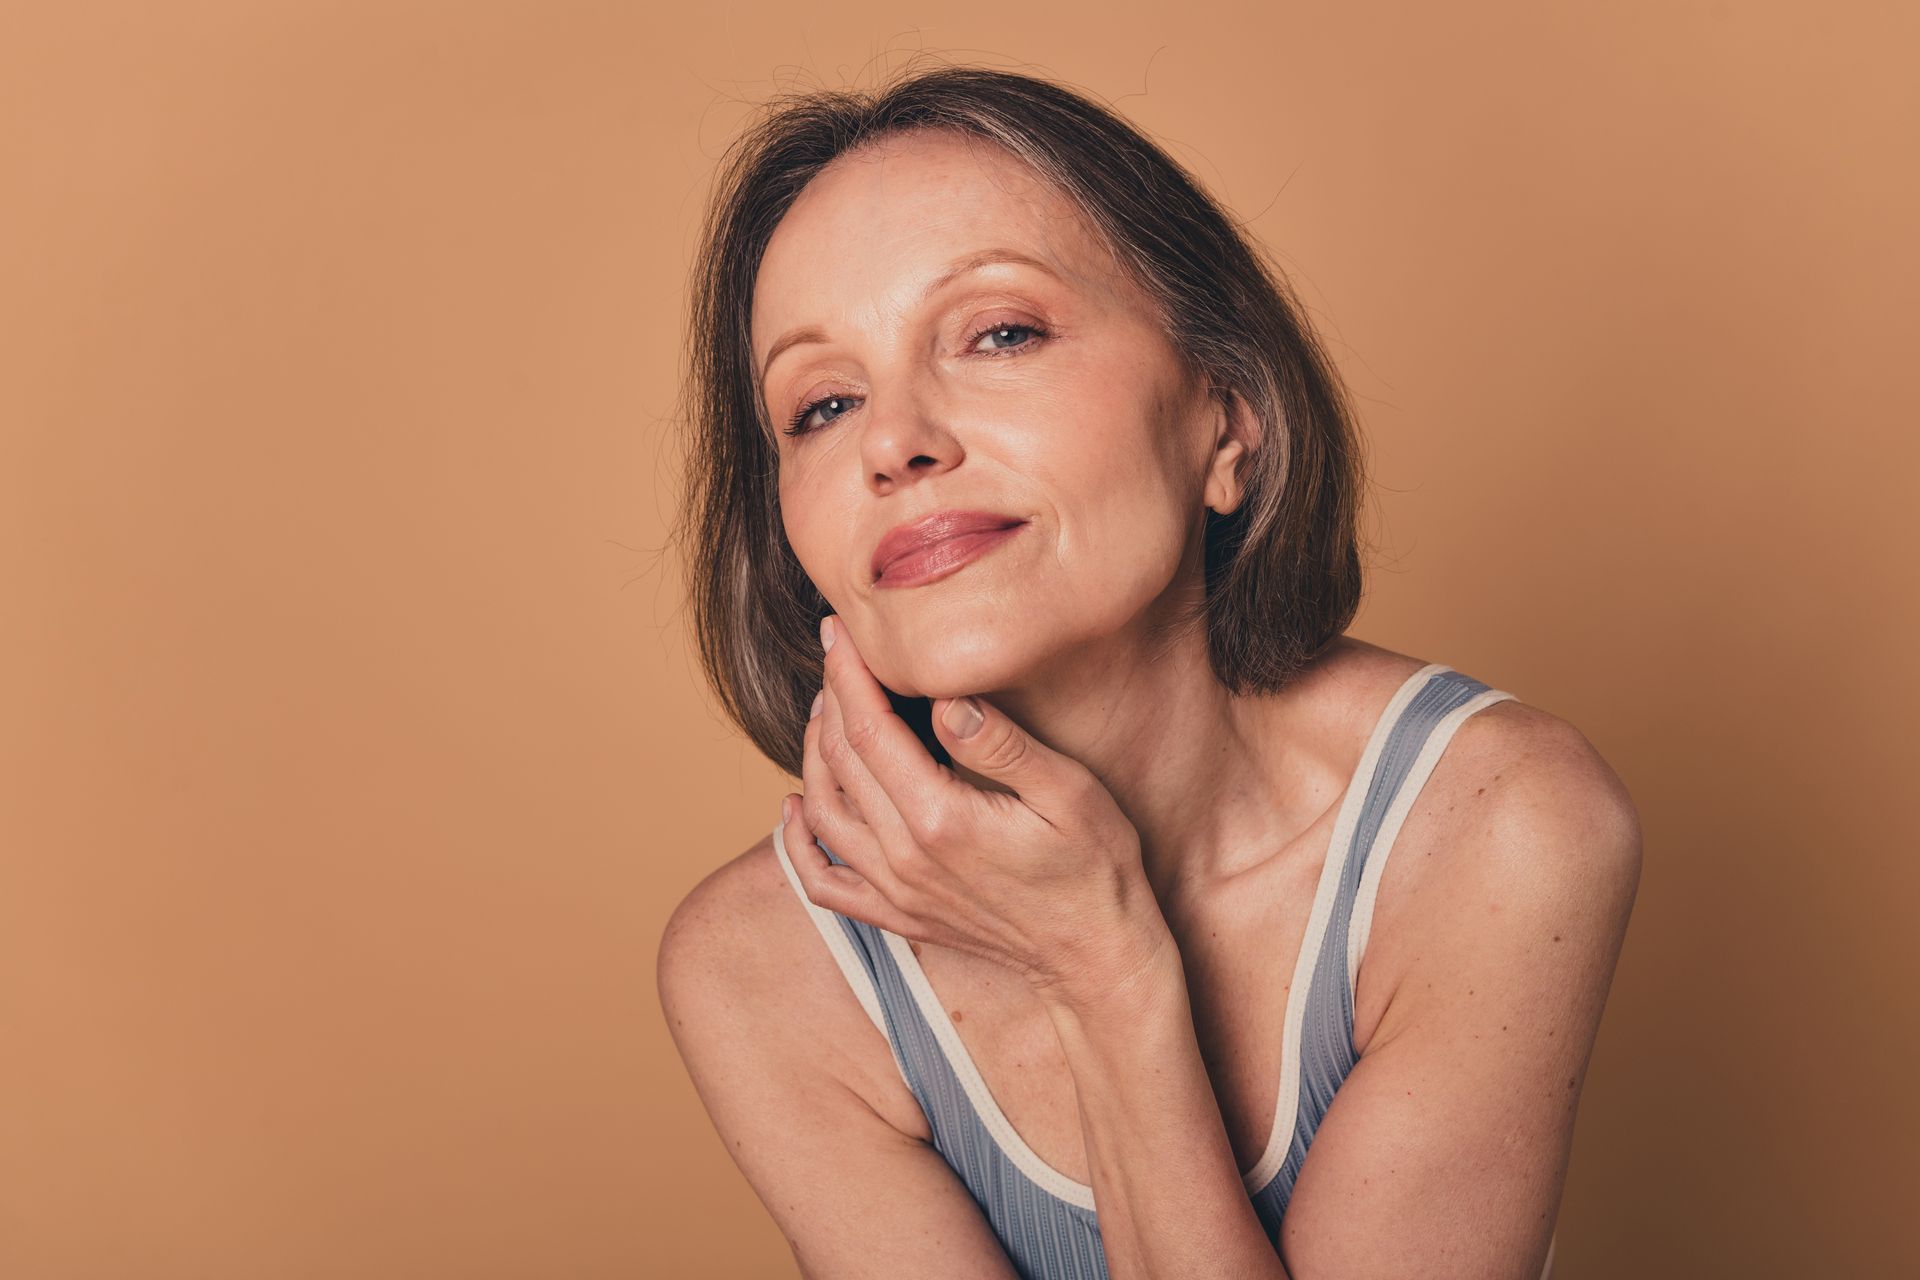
[950, 618, 1343, 919]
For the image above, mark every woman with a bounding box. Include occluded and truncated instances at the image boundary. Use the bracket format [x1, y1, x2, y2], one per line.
[658, 64, 1640, 1280]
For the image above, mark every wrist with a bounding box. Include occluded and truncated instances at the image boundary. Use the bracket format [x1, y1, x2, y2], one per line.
[1034, 914, 1185, 1029]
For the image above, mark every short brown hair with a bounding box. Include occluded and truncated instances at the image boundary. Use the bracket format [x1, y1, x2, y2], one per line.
[671, 62, 1368, 780]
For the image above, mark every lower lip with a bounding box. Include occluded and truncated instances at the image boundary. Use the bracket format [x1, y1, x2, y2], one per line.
[874, 523, 1027, 589]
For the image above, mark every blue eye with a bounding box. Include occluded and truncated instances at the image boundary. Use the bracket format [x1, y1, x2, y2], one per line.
[970, 322, 1044, 353]
[786, 395, 855, 436]
[780, 321, 1049, 437]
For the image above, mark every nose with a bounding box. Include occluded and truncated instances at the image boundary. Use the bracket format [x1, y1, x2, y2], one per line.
[857, 383, 962, 494]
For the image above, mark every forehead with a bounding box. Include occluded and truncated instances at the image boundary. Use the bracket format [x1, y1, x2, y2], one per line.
[750, 131, 1119, 345]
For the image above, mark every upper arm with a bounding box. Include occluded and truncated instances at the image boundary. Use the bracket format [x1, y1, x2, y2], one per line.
[1279, 716, 1643, 1279]
[656, 846, 1023, 1280]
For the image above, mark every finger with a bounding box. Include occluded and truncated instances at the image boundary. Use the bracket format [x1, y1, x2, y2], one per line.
[801, 687, 898, 898]
[819, 681, 915, 904]
[781, 790, 922, 935]
[820, 674, 890, 834]
[931, 692, 1088, 826]
[821, 616, 963, 840]
[777, 788, 865, 905]
[801, 686, 860, 840]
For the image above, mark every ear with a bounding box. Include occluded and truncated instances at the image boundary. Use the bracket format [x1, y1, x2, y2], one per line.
[1202, 385, 1261, 517]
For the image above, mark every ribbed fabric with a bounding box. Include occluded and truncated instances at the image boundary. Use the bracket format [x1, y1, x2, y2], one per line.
[770, 665, 1552, 1279]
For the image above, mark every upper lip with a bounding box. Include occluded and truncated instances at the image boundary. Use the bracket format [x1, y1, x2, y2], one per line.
[871, 509, 1027, 581]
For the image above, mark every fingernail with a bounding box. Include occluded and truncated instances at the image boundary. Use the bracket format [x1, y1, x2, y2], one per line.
[809, 689, 823, 719]
[820, 615, 836, 653]
[943, 696, 984, 739]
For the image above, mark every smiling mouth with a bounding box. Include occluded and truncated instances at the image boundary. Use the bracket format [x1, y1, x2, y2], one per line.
[872, 521, 1028, 589]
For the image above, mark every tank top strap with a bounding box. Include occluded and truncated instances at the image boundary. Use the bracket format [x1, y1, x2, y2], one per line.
[773, 823, 964, 1123]
[772, 826, 1093, 1195]
[1343, 666, 1518, 992]
[769, 819, 895, 1043]
[1249, 663, 1517, 1230]
[771, 820, 1111, 1274]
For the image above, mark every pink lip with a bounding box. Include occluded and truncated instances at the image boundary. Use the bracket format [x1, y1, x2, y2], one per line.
[871, 510, 1028, 589]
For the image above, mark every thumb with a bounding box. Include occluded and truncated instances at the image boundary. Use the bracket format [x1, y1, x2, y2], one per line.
[934, 695, 1077, 805]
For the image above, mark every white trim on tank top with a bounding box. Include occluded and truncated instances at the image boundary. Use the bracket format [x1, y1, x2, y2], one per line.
[771, 822, 895, 1046]
[1345, 685, 1517, 996]
[1240, 660, 1450, 1192]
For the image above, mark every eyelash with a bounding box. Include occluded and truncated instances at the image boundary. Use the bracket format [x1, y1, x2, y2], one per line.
[782, 321, 1051, 437]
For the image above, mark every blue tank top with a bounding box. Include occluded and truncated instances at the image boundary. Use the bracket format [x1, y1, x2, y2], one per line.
[770, 663, 1554, 1279]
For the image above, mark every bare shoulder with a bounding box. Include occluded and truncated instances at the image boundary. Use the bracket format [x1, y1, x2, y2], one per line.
[1436, 689, 1644, 891]
[658, 831, 803, 997]
[1328, 634, 1643, 882]
[658, 830, 855, 1025]
[657, 834, 1018, 1277]
[655, 831, 929, 1141]
[1366, 669, 1645, 1052]
[657, 833, 794, 1031]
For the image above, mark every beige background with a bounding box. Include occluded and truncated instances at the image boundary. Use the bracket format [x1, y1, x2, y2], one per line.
[3, 2, 1914, 1276]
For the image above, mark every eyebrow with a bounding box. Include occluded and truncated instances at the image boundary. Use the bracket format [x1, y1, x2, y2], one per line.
[757, 247, 1061, 388]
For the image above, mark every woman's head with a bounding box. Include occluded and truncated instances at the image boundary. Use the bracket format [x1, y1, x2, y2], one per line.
[676, 64, 1367, 778]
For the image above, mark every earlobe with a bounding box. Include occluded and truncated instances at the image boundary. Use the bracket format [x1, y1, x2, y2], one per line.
[1204, 390, 1258, 515]
[1205, 442, 1247, 515]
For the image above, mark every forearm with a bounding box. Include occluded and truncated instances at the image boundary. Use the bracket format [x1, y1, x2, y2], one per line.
[1040, 934, 1291, 1280]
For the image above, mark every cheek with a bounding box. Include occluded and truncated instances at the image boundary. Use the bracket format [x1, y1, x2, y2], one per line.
[778, 476, 844, 600]
[1018, 382, 1196, 603]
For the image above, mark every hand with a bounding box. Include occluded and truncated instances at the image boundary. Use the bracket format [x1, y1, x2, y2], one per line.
[781, 614, 1174, 1003]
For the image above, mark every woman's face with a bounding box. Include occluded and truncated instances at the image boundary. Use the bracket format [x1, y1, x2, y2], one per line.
[752, 129, 1245, 700]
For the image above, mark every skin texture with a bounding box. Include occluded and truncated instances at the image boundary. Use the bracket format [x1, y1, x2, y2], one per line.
[659, 127, 1643, 1279]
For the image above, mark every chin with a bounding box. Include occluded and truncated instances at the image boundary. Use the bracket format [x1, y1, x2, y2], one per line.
[869, 620, 1036, 702]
